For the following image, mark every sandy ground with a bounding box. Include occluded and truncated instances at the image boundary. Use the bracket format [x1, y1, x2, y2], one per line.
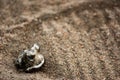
[0, 0, 120, 80]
